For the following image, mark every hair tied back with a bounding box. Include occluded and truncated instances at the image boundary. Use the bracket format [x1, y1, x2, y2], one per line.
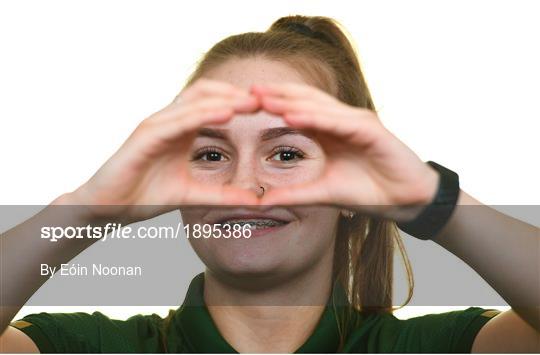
[284, 22, 336, 47]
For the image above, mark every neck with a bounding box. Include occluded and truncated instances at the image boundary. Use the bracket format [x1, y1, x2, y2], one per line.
[204, 258, 334, 352]
[208, 305, 325, 353]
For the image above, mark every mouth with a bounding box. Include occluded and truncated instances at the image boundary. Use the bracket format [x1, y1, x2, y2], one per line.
[205, 209, 297, 238]
[219, 218, 290, 230]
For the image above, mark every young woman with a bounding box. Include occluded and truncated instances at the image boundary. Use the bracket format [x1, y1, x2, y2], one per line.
[1, 15, 538, 353]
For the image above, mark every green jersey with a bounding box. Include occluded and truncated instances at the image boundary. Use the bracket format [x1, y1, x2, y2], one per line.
[11, 273, 501, 353]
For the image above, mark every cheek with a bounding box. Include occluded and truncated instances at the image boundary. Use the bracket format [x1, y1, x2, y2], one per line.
[263, 159, 326, 185]
[292, 207, 341, 244]
[189, 161, 325, 186]
[189, 168, 231, 185]
[179, 208, 206, 226]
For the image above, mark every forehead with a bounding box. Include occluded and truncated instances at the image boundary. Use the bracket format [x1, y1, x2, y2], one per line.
[196, 57, 312, 134]
[201, 57, 309, 89]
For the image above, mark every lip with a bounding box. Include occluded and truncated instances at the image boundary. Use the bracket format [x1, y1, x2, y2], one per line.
[244, 222, 290, 238]
[215, 214, 291, 225]
[205, 208, 296, 238]
[208, 209, 295, 225]
[215, 220, 292, 238]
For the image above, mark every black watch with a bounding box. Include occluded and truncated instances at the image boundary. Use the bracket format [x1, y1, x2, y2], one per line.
[396, 161, 460, 240]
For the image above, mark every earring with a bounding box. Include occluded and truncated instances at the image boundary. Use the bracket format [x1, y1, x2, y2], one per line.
[341, 209, 356, 219]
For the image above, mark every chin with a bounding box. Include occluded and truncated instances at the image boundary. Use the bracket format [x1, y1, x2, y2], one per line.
[190, 219, 301, 269]
[199, 238, 294, 278]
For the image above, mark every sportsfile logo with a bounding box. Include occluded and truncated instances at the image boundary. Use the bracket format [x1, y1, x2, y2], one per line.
[40, 222, 253, 242]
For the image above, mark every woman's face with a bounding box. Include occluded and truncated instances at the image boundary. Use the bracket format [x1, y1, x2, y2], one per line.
[181, 58, 341, 281]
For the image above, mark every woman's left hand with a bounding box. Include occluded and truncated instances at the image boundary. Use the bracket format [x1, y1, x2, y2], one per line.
[251, 82, 440, 222]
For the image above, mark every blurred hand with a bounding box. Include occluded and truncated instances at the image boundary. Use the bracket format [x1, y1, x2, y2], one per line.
[64, 79, 260, 224]
[251, 82, 439, 222]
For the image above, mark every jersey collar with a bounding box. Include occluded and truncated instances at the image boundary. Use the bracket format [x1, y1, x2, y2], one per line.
[174, 272, 350, 353]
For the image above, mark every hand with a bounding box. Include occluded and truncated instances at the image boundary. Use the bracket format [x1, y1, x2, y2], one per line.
[251, 82, 439, 222]
[63, 79, 260, 224]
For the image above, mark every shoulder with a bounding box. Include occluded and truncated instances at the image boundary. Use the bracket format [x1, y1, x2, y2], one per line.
[9, 311, 168, 353]
[342, 307, 502, 353]
[471, 308, 540, 353]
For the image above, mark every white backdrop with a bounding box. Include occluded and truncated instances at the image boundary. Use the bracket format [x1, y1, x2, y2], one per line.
[2, 0, 538, 320]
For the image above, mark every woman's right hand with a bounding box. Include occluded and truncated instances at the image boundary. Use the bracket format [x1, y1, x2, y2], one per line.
[60, 79, 260, 224]
[2, 80, 262, 339]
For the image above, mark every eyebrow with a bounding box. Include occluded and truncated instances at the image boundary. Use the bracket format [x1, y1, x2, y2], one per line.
[197, 128, 228, 140]
[196, 127, 305, 141]
[260, 127, 304, 141]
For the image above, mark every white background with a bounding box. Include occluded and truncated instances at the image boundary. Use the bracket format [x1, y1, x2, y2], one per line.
[2, 0, 539, 320]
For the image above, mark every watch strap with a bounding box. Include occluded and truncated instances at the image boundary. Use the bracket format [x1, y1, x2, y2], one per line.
[396, 161, 460, 240]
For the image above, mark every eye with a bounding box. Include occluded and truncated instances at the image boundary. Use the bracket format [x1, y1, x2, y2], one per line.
[191, 147, 228, 162]
[268, 146, 305, 162]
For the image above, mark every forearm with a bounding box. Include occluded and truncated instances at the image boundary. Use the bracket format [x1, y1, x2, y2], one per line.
[0, 194, 105, 333]
[432, 189, 540, 330]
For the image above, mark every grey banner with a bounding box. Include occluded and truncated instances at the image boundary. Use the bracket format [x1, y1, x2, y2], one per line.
[1, 205, 538, 306]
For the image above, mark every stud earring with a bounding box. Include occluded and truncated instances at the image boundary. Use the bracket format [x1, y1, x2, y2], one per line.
[341, 209, 356, 219]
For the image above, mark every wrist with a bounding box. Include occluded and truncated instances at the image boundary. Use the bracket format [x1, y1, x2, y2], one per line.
[51, 190, 119, 226]
[406, 163, 440, 221]
[386, 163, 440, 223]
[396, 161, 461, 240]
[422, 163, 440, 203]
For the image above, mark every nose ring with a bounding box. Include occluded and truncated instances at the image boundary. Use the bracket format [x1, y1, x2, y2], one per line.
[259, 185, 265, 197]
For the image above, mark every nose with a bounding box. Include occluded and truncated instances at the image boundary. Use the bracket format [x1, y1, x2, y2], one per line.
[227, 159, 267, 200]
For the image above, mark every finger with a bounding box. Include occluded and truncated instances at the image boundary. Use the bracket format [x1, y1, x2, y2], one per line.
[251, 82, 337, 104]
[270, 97, 380, 144]
[258, 181, 333, 207]
[189, 95, 260, 114]
[180, 183, 260, 206]
[159, 95, 260, 123]
[258, 95, 379, 143]
[129, 107, 234, 154]
[283, 109, 381, 147]
[259, 96, 337, 116]
[259, 94, 372, 119]
[259, 96, 313, 116]
[158, 106, 235, 142]
[165, 95, 261, 131]
[178, 78, 252, 102]
[138, 95, 260, 152]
